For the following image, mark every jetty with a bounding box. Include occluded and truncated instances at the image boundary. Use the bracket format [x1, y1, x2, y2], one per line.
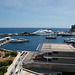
[0, 32, 31, 36]
[0, 37, 11, 46]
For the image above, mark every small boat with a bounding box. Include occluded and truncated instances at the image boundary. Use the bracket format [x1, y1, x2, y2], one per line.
[46, 36, 56, 39]
[10, 37, 29, 43]
[57, 31, 65, 36]
[62, 33, 72, 36]
[64, 38, 75, 43]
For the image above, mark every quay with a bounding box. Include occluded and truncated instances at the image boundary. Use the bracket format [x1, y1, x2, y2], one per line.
[0, 37, 11, 46]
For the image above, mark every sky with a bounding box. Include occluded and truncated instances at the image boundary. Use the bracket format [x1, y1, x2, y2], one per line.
[0, 0, 75, 28]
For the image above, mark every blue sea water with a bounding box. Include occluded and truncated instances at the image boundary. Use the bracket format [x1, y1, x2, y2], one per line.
[0, 28, 73, 51]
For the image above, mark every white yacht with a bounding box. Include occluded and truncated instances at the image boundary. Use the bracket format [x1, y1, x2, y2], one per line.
[64, 38, 75, 43]
[32, 29, 54, 35]
[10, 37, 29, 43]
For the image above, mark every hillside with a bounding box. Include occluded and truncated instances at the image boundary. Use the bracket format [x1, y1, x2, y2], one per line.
[70, 25, 75, 32]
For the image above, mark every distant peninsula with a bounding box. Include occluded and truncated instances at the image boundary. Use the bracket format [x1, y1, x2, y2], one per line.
[70, 24, 75, 32]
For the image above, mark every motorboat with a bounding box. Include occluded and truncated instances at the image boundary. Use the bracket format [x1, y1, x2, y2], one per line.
[62, 33, 72, 36]
[57, 31, 65, 36]
[64, 38, 75, 43]
[10, 37, 29, 43]
[32, 29, 54, 35]
[57, 31, 73, 36]
[46, 36, 56, 39]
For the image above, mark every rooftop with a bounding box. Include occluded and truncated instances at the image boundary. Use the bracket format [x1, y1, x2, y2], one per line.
[41, 43, 75, 52]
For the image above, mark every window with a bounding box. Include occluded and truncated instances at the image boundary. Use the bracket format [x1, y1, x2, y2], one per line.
[53, 51, 58, 54]
[48, 59, 52, 62]
[57, 73, 62, 75]
[53, 58, 58, 60]
[48, 53, 52, 55]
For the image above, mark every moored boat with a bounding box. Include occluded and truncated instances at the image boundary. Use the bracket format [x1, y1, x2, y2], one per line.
[64, 38, 75, 43]
[46, 36, 56, 39]
[10, 37, 29, 43]
[62, 33, 72, 36]
[32, 29, 54, 35]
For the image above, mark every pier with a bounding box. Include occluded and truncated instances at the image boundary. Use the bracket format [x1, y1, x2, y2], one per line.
[0, 37, 11, 46]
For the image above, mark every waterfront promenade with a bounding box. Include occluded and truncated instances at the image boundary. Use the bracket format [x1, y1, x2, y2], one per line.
[5, 51, 44, 75]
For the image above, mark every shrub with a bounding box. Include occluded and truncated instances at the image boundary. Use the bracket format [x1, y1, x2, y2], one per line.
[0, 53, 1, 57]
[5, 51, 11, 57]
[5, 51, 18, 57]
[0, 66, 8, 73]
[0, 71, 3, 75]
[6, 57, 14, 64]
[11, 51, 18, 57]
[0, 57, 14, 67]
[1, 60, 9, 66]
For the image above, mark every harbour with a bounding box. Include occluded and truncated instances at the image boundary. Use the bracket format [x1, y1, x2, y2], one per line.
[0, 28, 75, 51]
[1, 0, 75, 74]
[0, 28, 75, 75]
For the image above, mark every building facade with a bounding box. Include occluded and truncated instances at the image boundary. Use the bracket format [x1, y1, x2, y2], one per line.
[23, 43, 75, 75]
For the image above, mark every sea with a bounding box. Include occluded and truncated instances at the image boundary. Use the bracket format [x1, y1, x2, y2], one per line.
[0, 28, 73, 51]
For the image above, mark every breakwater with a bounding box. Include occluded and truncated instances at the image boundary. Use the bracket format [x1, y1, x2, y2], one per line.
[0, 32, 31, 36]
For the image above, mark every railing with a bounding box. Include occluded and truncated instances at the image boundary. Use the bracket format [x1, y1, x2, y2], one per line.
[0, 37, 11, 46]
[36, 43, 43, 51]
[5, 52, 21, 75]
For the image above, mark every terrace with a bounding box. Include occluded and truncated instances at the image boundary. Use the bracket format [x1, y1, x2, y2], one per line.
[23, 43, 75, 65]
[41, 43, 75, 52]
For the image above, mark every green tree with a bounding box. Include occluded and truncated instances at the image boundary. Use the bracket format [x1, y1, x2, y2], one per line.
[7, 57, 14, 64]
[1, 60, 9, 66]
[11, 51, 18, 56]
[0, 66, 8, 73]
[0, 57, 14, 67]
[5, 52, 11, 57]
